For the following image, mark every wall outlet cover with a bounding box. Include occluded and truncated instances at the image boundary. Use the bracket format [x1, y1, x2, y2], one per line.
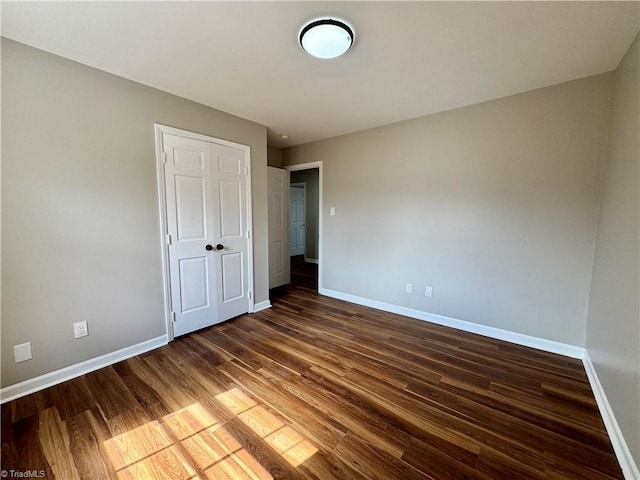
[73, 321, 89, 339]
[14, 342, 32, 363]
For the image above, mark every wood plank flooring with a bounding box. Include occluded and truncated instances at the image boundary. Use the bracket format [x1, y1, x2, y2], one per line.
[290, 255, 318, 291]
[1, 275, 623, 478]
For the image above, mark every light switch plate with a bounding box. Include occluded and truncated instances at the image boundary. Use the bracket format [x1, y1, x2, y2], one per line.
[329, 207, 336, 216]
[425, 286, 433, 297]
[14, 342, 32, 363]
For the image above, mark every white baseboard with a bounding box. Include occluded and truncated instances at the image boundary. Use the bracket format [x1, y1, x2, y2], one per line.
[304, 257, 319, 264]
[0, 335, 168, 404]
[583, 352, 640, 480]
[319, 288, 585, 358]
[253, 300, 272, 312]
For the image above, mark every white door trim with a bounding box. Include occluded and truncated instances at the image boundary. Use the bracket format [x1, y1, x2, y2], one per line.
[155, 124, 254, 341]
[284, 162, 323, 292]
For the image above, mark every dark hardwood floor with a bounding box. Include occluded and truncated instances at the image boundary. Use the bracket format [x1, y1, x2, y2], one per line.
[1, 261, 622, 479]
[290, 255, 318, 291]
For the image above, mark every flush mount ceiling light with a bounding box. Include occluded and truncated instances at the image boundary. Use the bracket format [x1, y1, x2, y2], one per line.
[299, 18, 354, 59]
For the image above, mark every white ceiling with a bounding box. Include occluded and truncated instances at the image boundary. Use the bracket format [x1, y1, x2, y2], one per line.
[2, 1, 639, 148]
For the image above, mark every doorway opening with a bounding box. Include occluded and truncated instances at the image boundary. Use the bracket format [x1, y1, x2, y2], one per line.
[285, 163, 322, 292]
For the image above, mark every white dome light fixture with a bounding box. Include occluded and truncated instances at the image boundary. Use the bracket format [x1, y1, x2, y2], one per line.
[299, 18, 354, 59]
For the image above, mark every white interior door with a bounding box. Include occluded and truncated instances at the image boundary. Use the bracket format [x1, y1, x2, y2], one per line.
[290, 185, 305, 256]
[162, 131, 250, 337]
[211, 143, 250, 321]
[268, 167, 290, 288]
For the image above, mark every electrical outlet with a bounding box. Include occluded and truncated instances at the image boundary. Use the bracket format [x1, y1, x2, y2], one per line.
[73, 321, 89, 339]
[424, 286, 433, 297]
[14, 342, 32, 363]
[405, 283, 413, 293]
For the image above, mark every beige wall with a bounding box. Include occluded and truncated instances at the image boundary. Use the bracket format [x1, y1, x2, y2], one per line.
[267, 145, 282, 168]
[290, 169, 319, 261]
[586, 34, 640, 466]
[1, 40, 269, 387]
[283, 73, 613, 346]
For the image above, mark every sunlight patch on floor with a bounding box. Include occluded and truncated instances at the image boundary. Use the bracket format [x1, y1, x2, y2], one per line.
[104, 416, 199, 479]
[216, 388, 318, 467]
[104, 403, 270, 479]
[103, 388, 317, 479]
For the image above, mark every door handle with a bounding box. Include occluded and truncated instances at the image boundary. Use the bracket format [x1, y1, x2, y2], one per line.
[216, 244, 224, 251]
[205, 244, 213, 251]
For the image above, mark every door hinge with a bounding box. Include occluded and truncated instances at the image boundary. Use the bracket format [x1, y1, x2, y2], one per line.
[247, 230, 251, 239]
[248, 290, 252, 299]
[166, 234, 172, 245]
[171, 312, 177, 322]
[162, 152, 167, 164]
